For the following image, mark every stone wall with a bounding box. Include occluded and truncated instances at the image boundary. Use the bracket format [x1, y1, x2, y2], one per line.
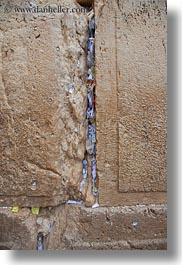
[0, 204, 167, 250]
[0, 0, 167, 250]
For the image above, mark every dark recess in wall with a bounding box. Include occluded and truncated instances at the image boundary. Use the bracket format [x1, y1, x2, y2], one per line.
[76, 0, 93, 8]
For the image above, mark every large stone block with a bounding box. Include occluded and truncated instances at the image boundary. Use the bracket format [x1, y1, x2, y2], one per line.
[95, 0, 167, 206]
[48, 204, 167, 250]
[0, 0, 88, 207]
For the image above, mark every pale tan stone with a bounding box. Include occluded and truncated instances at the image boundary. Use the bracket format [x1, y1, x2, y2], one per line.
[0, 0, 89, 207]
[0, 0, 167, 251]
[95, 0, 167, 206]
[0, 203, 167, 250]
[48, 204, 167, 250]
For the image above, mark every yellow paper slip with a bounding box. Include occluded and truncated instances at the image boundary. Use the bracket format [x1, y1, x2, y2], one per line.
[31, 207, 40, 215]
[12, 207, 19, 213]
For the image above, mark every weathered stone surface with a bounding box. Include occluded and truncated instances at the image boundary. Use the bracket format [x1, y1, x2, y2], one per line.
[0, 204, 167, 250]
[0, 0, 88, 207]
[95, 0, 167, 206]
[0, 0, 167, 251]
[0, 207, 37, 250]
[48, 204, 167, 250]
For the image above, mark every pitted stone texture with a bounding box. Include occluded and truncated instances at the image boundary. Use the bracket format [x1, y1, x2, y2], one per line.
[0, 204, 167, 250]
[117, 0, 167, 193]
[0, 208, 37, 250]
[95, 0, 167, 206]
[0, 0, 88, 207]
[47, 204, 167, 250]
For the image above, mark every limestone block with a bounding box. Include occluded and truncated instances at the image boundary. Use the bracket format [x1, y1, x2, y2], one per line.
[95, 0, 167, 206]
[0, 0, 88, 207]
[48, 204, 167, 250]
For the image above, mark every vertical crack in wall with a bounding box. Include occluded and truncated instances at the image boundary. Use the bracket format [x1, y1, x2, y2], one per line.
[87, 14, 99, 208]
[67, 5, 99, 208]
[80, 8, 99, 208]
